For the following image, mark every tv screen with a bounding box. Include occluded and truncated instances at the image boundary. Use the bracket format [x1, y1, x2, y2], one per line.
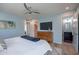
[40, 22, 52, 30]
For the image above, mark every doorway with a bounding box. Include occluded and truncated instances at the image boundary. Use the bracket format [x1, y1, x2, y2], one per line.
[24, 20, 38, 37]
[62, 16, 76, 54]
[62, 16, 73, 44]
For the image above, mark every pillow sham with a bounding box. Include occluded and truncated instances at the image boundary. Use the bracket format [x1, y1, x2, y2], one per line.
[4, 37, 24, 47]
[0, 45, 3, 51]
[21, 35, 40, 42]
[0, 40, 7, 49]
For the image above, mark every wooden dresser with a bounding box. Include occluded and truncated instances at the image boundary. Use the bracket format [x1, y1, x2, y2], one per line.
[37, 31, 53, 43]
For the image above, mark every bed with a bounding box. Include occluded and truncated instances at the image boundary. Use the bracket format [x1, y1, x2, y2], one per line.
[0, 37, 53, 55]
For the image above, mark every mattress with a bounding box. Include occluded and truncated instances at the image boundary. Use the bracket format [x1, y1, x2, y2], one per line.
[0, 37, 52, 55]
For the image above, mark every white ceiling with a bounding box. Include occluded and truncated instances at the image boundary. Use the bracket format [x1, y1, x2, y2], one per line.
[0, 3, 78, 19]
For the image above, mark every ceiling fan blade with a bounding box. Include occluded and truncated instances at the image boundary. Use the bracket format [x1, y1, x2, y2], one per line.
[24, 3, 40, 14]
[33, 11, 40, 14]
[24, 3, 31, 11]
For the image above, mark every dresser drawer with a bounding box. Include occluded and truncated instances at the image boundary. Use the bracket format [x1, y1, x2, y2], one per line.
[37, 31, 53, 43]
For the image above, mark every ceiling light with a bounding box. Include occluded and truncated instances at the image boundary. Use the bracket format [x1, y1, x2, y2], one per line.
[65, 7, 70, 10]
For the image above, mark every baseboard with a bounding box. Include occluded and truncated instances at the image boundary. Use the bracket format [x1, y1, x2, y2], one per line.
[53, 43, 62, 48]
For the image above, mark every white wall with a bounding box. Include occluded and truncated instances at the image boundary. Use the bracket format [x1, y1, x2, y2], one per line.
[53, 15, 62, 44]
[72, 7, 79, 53]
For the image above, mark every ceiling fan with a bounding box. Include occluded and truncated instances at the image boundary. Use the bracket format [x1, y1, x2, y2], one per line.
[24, 3, 40, 14]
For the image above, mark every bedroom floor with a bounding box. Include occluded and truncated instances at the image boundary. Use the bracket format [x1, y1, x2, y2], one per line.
[62, 42, 76, 55]
[50, 42, 76, 55]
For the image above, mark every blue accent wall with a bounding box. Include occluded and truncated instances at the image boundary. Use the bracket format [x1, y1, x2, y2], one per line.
[0, 12, 24, 39]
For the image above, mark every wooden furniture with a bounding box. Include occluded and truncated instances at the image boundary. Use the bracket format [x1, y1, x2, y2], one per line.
[37, 31, 53, 43]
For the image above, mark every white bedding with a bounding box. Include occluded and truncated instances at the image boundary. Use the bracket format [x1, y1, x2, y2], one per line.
[0, 37, 52, 55]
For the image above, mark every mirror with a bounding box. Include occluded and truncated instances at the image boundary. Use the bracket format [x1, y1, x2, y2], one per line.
[0, 20, 16, 29]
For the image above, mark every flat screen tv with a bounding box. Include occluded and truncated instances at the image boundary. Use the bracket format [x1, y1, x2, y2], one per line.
[40, 22, 52, 30]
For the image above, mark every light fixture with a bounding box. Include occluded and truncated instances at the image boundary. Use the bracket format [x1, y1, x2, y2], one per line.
[65, 6, 70, 10]
[73, 19, 77, 22]
[63, 19, 72, 23]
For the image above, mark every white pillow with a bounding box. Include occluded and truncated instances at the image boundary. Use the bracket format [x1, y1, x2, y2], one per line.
[4, 37, 18, 46]
[0, 40, 7, 50]
[0, 45, 3, 51]
[4, 37, 26, 47]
